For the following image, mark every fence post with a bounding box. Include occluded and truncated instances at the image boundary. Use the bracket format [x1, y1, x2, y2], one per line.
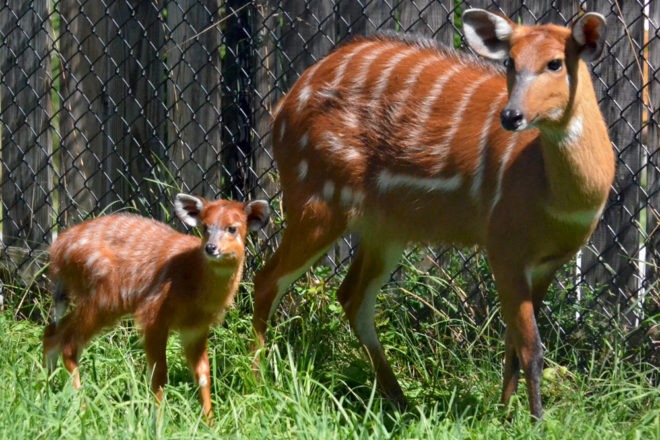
[251, 0, 278, 204]
[0, 1, 53, 257]
[647, 3, 660, 297]
[167, 0, 223, 199]
[220, 0, 252, 201]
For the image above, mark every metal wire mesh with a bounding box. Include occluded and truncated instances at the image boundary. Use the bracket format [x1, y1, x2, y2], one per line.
[0, 1, 657, 365]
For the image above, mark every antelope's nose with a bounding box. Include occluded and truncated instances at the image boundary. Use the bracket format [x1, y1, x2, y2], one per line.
[501, 108, 525, 131]
[205, 243, 218, 256]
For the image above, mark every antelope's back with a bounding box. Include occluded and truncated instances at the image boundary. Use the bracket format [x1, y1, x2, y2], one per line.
[272, 34, 536, 245]
[50, 214, 198, 298]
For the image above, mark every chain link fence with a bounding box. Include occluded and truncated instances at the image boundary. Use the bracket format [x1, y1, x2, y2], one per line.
[0, 1, 657, 366]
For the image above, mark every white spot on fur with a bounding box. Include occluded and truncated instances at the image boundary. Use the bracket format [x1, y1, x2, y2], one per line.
[322, 180, 335, 200]
[293, 55, 332, 112]
[377, 170, 463, 193]
[92, 258, 111, 279]
[86, 251, 102, 270]
[199, 374, 208, 388]
[297, 85, 313, 111]
[299, 131, 309, 149]
[558, 116, 583, 148]
[322, 132, 362, 163]
[340, 186, 353, 206]
[352, 191, 365, 206]
[548, 107, 564, 121]
[298, 160, 309, 180]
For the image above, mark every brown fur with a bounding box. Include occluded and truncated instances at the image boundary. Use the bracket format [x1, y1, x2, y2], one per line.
[252, 10, 615, 421]
[44, 195, 269, 419]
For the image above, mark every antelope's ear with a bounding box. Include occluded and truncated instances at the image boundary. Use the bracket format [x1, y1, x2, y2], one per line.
[174, 193, 206, 227]
[572, 12, 606, 61]
[462, 8, 515, 60]
[244, 200, 271, 231]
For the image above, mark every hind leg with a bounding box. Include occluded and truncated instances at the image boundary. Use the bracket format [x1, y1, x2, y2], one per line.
[252, 199, 347, 350]
[43, 281, 70, 372]
[336, 240, 406, 408]
[43, 312, 90, 389]
[144, 325, 169, 403]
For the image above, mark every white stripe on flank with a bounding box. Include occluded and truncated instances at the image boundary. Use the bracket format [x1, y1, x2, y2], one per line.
[350, 44, 392, 93]
[370, 49, 416, 105]
[490, 132, 519, 214]
[430, 76, 491, 173]
[377, 170, 463, 193]
[471, 88, 507, 200]
[407, 65, 463, 142]
[330, 42, 377, 90]
[389, 57, 436, 120]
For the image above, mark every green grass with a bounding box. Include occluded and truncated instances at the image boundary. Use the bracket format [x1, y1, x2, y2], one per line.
[1, 277, 657, 440]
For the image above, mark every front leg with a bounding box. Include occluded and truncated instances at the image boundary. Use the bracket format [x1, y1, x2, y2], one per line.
[490, 260, 545, 421]
[501, 328, 521, 407]
[181, 329, 213, 419]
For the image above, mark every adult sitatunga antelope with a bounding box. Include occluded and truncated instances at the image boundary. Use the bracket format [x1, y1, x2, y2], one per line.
[252, 9, 615, 420]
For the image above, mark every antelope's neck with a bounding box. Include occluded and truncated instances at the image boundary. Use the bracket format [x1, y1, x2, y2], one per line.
[538, 73, 615, 218]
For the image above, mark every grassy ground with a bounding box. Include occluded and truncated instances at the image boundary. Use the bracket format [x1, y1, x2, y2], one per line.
[2, 297, 657, 440]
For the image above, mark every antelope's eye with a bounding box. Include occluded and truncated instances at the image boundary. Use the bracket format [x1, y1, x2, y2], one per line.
[547, 59, 563, 72]
[227, 226, 238, 235]
[504, 57, 514, 69]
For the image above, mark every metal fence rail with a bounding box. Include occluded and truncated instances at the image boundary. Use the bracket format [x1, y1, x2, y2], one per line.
[0, 1, 657, 364]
